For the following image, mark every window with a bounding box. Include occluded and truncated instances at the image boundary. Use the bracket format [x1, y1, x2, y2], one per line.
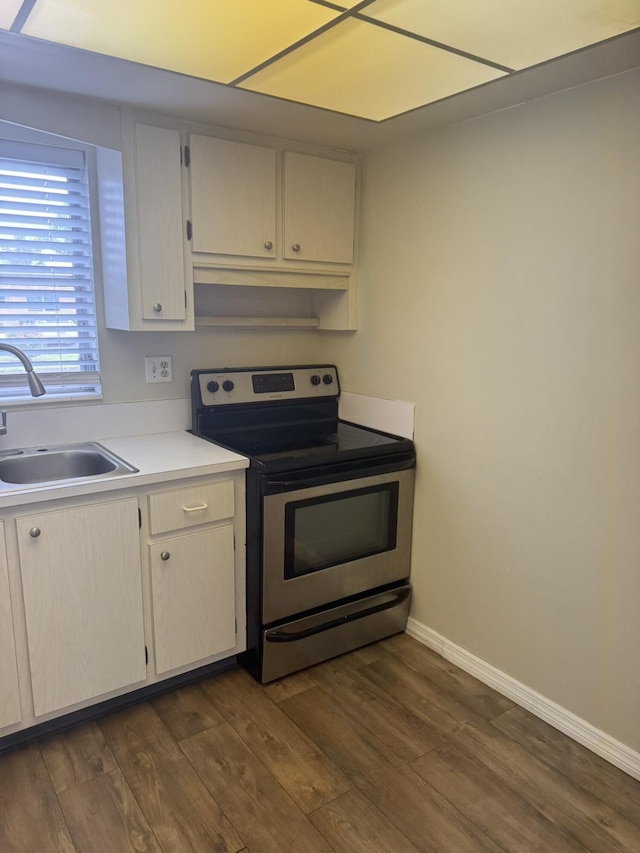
[0, 138, 101, 401]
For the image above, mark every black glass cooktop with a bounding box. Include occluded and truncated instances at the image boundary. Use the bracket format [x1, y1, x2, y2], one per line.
[204, 420, 411, 469]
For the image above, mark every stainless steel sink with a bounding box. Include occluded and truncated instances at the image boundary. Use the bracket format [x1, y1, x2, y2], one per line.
[0, 442, 138, 486]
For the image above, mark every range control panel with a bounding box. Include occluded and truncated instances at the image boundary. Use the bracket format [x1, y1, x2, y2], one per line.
[193, 365, 339, 407]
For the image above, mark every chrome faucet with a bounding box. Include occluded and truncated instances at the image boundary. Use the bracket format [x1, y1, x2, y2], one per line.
[0, 343, 46, 436]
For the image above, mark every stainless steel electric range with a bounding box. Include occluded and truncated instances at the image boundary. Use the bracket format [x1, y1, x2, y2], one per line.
[191, 364, 415, 683]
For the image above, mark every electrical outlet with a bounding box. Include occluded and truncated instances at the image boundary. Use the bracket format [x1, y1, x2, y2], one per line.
[145, 356, 173, 383]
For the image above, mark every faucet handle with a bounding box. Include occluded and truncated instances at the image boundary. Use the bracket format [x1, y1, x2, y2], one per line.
[0, 410, 6, 437]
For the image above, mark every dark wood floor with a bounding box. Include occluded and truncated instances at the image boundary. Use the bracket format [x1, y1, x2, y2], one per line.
[2, 633, 640, 852]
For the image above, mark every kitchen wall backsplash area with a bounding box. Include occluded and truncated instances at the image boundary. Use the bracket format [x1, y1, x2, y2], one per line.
[0, 399, 190, 452]
[0, 393, 413, 453]
[98, 326, 329, 405]
[339, 392, 414, 439]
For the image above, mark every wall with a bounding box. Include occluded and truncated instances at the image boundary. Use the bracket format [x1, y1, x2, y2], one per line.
[3, 69, 639, 754]
[325, 68, 640, 751]
[0, 83, 326, 407]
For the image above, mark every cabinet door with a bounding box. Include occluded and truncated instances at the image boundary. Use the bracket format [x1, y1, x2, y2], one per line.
[283, 151, 356, 264]
[189, 135, 276, 259]
[17, 499, 145, 717]
[150, 525, 236, 674]
[135, 124, 187, 321]
[0, 522, 21, 729]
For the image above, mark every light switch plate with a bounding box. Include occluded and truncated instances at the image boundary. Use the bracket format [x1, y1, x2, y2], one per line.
[145, 356, 173, 383]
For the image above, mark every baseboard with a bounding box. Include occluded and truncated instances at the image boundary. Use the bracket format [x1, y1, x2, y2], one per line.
[406, 617, 640, 782]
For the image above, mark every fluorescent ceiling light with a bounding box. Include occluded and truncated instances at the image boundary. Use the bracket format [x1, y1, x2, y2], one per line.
[362, 0, 640, 70]
[5, 0, 640, 122]
[20, 0, 339, 83]
[0, 0, 23, 30]
[238, 18, 505, 121]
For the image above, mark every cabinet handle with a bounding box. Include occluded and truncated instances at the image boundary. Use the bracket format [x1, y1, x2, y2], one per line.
[291, 243, 301, 253]
[29, 527, 41, 538]
[160, 551, 171, 561]
[153, 303, 163, 313]
[182, 502, 208, 512]
[264, 241, 273, 250]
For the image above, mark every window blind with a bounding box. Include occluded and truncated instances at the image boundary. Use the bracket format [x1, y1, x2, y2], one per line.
[0, 140, 101, 400]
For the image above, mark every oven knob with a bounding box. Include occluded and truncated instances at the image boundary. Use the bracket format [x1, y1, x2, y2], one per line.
[322, 374, 334, 385]
[222, 380, 235, 392]
[310, 374, 321, 386]
[207, 380, 219, 393]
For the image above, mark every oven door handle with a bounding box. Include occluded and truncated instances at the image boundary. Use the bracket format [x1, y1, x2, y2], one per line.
[264, 452, 415, 493]
[264, 587, 411, 643]
[267, 479, 313, 490]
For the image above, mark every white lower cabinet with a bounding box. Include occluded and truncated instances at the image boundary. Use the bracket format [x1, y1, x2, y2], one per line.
[0, 469, 245, 740]
[16, 499, 146, 717]
[146, 477, 240, 675]
[150, 525, 236, 674]
[0, 521, 21, 729]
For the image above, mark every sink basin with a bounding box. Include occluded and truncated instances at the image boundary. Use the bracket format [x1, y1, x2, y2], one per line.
[0, 442, 138, 485]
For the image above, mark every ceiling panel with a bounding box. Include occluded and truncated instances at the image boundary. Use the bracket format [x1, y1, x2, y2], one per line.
[363, 0, 640, 70]
[20, 0, 339, 83]
[239, 17, 505, 120]
[0, 0, 22, 29]
[8, 0, 640, 124]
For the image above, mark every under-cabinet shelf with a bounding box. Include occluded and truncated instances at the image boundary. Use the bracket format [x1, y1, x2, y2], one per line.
[196, 316, 321, 328]
[192, 264, 350, 291]
[193, 280, 356, 331]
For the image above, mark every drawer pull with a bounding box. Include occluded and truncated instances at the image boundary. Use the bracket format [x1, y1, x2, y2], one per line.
[182, 502, 208, 512]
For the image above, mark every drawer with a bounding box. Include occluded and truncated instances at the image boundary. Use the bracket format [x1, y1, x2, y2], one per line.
[148, 480, 234, 534]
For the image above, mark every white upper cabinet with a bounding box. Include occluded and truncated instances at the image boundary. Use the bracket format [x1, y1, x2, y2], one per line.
[100, 121, 193, 331]
[187, 135, 357, 269]
[100, 118, 359, 332]
[186, 135, 359, 329]
[283, 151, 356, 264]
[135, 124, 188, 321]
[189, 136, 276, 259]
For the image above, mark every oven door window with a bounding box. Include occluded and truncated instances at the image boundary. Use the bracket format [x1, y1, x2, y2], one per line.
[284, 483, 399, 578]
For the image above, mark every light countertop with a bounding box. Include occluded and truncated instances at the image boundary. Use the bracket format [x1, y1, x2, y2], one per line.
[0, 431, 248, 509]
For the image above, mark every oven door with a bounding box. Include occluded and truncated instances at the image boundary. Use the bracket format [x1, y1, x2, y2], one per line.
[262, 463, 414, 624]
